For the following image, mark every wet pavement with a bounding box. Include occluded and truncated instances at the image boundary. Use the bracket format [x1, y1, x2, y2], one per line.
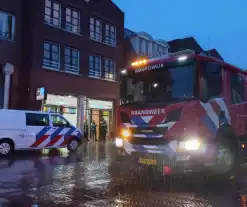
[0, 142, 246, 206]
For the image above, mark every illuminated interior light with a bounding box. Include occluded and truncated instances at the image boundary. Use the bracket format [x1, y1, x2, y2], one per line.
[178, 55, 187, 61]
[153, 83, 158, 88]
[121, 69, 127, 74]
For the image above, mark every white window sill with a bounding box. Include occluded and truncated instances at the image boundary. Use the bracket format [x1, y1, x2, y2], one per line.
[43, 66, 82, 76]
[42, 66, 60, 71]
[89, 37, 117, 48]
[44, 22, 82, 36]
[104, 41, 116, 47]
[88, 75, 117, 82]
[89, 36, 102, 43]
[63, 70, 82, 76]
[0, 36, 15, 42]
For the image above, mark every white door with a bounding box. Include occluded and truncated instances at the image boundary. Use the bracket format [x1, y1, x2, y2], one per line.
[25, 113, 51, 149]
[50, 114, 74, 147]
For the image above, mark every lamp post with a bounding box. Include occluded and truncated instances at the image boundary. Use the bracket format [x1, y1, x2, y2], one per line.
[3, 63, 14, 109]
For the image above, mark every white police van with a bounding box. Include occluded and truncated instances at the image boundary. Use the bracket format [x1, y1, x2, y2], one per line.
[0, 109, 82, 155]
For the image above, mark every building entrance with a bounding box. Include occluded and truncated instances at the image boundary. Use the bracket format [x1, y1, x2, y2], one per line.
[85, 99, 113, 140]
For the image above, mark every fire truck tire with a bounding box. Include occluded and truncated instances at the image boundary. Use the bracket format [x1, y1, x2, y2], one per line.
[213, 126, 239, 180]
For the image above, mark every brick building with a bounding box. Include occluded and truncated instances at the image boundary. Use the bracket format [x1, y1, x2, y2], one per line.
[0, 0, 124, 137]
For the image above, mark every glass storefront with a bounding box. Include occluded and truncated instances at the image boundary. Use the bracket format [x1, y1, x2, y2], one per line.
[43, 94, 78, 126]
[42, 95, 114, 140]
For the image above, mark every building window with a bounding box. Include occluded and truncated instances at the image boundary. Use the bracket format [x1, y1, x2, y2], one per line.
[103, 58, 116, 80]
[231, 72, 245, 104]
[0, 11, 15, 40]
[44, 0, 61, 27]
[157, 46, 166, 56]
[105, 24, 116, 46]
[89, 17, 102, 41]
[43, 41, 60, 70]
[65, 8, 80, 34]
[64, 46, 80, 73]
[89, 55, 101, 78]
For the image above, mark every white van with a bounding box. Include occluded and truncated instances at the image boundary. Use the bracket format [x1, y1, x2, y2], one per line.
[0, 109, 83, 155]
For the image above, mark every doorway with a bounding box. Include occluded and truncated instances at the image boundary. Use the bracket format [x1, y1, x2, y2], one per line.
[89, 109, 113, 140]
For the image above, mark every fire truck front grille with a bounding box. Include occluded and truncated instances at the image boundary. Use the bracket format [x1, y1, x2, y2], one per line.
[128, 138, 169, 145]
[131, 127, 167, 135]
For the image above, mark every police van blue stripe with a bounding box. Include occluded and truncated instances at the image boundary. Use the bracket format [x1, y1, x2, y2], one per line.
[36, 127, 51, 140]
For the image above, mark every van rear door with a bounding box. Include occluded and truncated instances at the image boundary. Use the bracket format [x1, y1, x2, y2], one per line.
[25, 113, 51, 148]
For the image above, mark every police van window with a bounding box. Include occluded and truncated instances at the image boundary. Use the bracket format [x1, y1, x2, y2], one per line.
[230, 72, 244, 104]
[52, 115, 70, 127]
[204, 63, 222, 99]
[26, 113, 49, 126]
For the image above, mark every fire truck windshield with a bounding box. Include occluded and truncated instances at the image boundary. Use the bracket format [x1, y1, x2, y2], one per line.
[120, 63, 196, 105]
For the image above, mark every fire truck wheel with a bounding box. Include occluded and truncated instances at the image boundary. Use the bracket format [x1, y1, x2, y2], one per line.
[67, 138, 80, 152]
[214, 127, 239, 180]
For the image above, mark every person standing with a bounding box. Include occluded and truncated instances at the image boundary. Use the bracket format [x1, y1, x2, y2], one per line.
[91, 121, 97, 141]
[99, 117, 107, 142]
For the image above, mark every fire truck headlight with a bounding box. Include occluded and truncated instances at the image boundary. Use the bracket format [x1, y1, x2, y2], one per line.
[115, 138, 124, 148]
[179, 139, 201, 151]
[121, 129, 131, 138]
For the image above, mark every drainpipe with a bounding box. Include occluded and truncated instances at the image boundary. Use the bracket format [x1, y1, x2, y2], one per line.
[3, 63, 14, 109]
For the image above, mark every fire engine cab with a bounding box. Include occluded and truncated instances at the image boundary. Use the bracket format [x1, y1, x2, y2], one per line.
[116, 49, 247, 178]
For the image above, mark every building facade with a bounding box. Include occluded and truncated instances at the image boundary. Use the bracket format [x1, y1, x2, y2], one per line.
[124, 29, 169, 66]
[0, 0, 124, 138]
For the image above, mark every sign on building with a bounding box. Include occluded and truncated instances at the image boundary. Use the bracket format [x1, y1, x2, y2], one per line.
[36, 87, 46, 100]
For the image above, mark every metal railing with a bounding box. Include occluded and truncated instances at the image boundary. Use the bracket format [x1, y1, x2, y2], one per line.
[64, 64, 80, 74]
[104, 37, 116, 46]
[88, 69, 101, 78]
[0, 31, 14, 41]
[89, 33, 102, 42]
[43, 59, 60, 70]
[44, 16, 61, 28]
[65, 23, 80, 34]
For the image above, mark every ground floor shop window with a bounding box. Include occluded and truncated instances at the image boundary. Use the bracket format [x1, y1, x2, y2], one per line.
[43, 94, 78, 126]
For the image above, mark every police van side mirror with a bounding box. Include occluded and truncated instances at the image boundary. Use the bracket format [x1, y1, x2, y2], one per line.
[199, 77, 209, 103]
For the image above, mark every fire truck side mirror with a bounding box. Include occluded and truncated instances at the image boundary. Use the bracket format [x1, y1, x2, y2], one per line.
[199, 77, 209, 103]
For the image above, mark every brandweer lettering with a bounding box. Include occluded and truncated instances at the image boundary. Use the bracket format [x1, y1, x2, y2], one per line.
[135, 63, 164, 73]
[131, 108, 165, 116]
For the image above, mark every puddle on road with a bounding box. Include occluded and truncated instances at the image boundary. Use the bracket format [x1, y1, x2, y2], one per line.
[0, 143, 246, 206]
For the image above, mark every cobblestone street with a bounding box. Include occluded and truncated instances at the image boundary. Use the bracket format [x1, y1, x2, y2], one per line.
[0, 142, 246, 206]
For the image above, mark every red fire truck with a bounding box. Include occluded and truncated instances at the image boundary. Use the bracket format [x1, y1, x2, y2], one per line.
[116, 49, 247, 178]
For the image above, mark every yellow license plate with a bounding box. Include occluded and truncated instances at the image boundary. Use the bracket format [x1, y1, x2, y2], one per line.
[138, 158, 157, 165]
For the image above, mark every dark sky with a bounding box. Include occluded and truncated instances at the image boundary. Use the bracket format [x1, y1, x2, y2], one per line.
[113, 0, 247, 69]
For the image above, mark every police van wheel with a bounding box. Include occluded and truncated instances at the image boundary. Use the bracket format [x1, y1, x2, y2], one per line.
[67, 138, 79, 152]
[0, 141, 13, 156]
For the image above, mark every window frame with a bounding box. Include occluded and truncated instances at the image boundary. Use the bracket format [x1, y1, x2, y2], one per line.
[88, 54, 101, 78]
[230, 71, 245, 104]
[51, 114, 71, 127]
[89, 17, 102, 42]
[43, 41, 60, 71]
[44, 0, 61, 28]
[0, 11, 15, 40]
[203, 62, 222, 100]
[26, 113, 50, 127]
[104, 23, 116, 46]
[64, 46, 80, 74]
[65, 7, 80, 34]
[103, 58, 116, 81]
